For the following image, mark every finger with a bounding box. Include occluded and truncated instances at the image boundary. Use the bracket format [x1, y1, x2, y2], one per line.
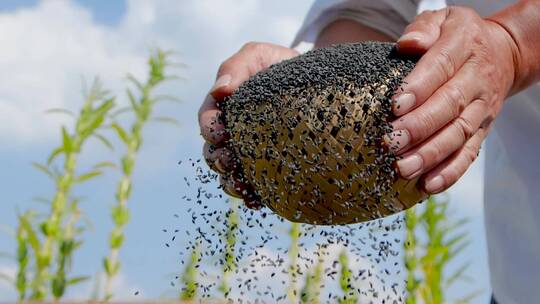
[198, 94, 228, 144]
[397, 9, 447, 54]
[211, 42, 298, 100]
[387, 62, 484, 152]
[395, 99, 488, 179]
[394, 9, 474, 116]
[421, 127, 487, 194]
[220, 174, 243, 199]
[203, 142, 234, 174]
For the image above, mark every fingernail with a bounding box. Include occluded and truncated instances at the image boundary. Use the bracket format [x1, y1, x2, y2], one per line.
[211, 74, 231, 92]
[397, 154, 423, 178]
[384, 129, 410, 152]
[425, 175, 445, 193]
[398, 31, 425, 43]
[393, 93, 415, 116]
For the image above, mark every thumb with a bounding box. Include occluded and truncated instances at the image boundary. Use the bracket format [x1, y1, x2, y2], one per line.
[210, 42, 298, 100]
[397, 9, 448, 55]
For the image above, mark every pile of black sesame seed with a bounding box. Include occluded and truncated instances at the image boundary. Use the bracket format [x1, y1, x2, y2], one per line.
[222, 42, 422, 225]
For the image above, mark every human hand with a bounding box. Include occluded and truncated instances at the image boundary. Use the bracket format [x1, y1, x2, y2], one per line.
[198, 42, 299, 208]
[386, 7, 518, 194]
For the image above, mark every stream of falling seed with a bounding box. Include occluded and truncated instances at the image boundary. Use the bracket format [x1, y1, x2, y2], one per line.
[163, 42, 420, 303]
[164, 159, 408, 303]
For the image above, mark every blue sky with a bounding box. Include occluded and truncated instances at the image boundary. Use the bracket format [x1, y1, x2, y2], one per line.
[0, 0, 489, 302]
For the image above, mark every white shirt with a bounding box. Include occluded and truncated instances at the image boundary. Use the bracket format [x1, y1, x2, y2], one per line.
[292, 1, 540, 303]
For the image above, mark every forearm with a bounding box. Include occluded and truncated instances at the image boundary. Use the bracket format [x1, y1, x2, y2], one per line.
[489, 0, 540, 93]
[315, 19, 394, 48]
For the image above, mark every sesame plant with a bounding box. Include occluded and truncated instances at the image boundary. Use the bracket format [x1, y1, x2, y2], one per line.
[300, 246, 324, 304]
[24, 81, 115, 300]
[102, 49, 180, 300]
[14, 212, 34, 301]
[338, 249, 357, 304]
[180, 241, 200, 301]
[218, 203, 239, 297]
[287, 222, 300, 303]
[404, 196, 477, 304]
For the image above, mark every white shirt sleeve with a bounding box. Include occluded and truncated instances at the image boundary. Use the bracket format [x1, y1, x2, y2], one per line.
[291, 0, 422, 51]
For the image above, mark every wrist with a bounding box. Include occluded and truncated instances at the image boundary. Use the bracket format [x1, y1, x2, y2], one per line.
[488, 0, 540, 94]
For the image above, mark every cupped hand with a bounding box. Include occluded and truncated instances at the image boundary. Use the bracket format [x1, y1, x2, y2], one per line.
[198, 42, 299, 207]
[387, 6, 519, 194]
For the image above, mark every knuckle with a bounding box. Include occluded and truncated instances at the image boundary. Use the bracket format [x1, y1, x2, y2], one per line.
[452, 6, 476, 19]
[454, 116, 476, 142]
[462, 143, 479, 163]
[443, 83, 467, 115]
[242, 41, 268, 54]
[217, 60, 233, 77]
[410, 111, 436, 142]
[421, 141, 446, 166]
[434, 49, 456, 79]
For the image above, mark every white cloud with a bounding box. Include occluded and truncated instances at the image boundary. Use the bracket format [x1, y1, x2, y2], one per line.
[0, 0, 145, 145]
[0, 0, 305, 146]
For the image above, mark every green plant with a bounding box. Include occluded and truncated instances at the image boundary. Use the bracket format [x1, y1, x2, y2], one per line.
[218, 203, 239, 297]
[102, 49, 179, 300]
[180, 242, 200, 301]
[338, 249, 357, 304]
[27, 82, 114, 300]
[287, 222, 300, 303]
[404, 197, 476, 304]
[300, 246, 324, 304]
[15, 212, 32, 301]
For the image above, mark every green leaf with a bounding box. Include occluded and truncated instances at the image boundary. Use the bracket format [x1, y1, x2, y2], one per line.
[111, 205, 130, 226]
[110, 106, 132, 118]
[19, 216, 40, 253]
[76, 170, 103, 183]
[93, 133, 114, 151]
[153, 95, 182, 104]
[446, 262, 471, 287]
[103, 257, 120, 276]
[126, 88, 140, 113]
[127, 74, 144, 91]
[111, 123, 129, 144]
[93, 161, 117, 170]
[109, 230, 125, 249]
[47, 147, 64, 165]
[45, 108, 75, 117]
[151, 116, 180, 127]
[52, 275, 66, 298]
[33, 196, 51, 205]
[32, 162, 54, 179]
[67, 275, 90, 286]
[61, 126, 73, 153]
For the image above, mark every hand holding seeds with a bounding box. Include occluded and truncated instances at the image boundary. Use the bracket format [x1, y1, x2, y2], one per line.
[198, 42, 299, 207]
[386, 6, 518, 194]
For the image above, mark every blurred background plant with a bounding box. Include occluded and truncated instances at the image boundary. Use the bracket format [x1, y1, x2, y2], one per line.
[4, 49, 181, 302]
[404, 197, 479, 304]
[102, 49, 181, 301]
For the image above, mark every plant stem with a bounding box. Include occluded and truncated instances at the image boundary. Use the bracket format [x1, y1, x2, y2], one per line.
[287, 222, 300, 303]
[16, 215, 30, 301]
[404, 207, 419, 304]
[219, 203, 238, 297]
[338, 249, 357, 304]
[180, 242, 200, 301]
[300, 246, 324, 304]
[103, 50, 174, 300]
[32, 152, 77, 300]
